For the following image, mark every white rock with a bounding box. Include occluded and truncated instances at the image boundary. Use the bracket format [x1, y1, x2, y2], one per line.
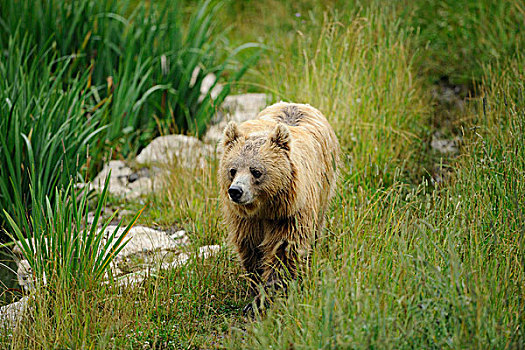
[16, 260, 33, 292]
[198, 245, 221, 259]
[159, 245, 220, 269]
[170, 230, 190, 246]
[222, 93, 269, 120]
[16, 260, 48, 293]
[159, 253, 190, 270]
[105, 245, 221, 287]
[105, 225, 182, 259]
[204, 93, 270, 144]
[91, 160, 160, 198]
[93, 160, 132, 186]
[135, 134, 214, 168]
[102, 225, 184, 276]
[103, 270, 148, 287]
[170, 230, 186, 240]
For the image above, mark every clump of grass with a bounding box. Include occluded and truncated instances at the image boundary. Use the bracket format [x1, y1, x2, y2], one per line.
[148, 0, 260, 138]
[4, 174, 141, 290]
[1, 159, 247, 349]
[2, 249, 245, 349]
[165, 159, 222, 246]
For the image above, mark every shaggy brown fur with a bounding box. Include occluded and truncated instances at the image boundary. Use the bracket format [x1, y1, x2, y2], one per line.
[218, 102, 340, 309]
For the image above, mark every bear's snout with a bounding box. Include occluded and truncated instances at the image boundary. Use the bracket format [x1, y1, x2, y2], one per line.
[228, 185, 244, 202]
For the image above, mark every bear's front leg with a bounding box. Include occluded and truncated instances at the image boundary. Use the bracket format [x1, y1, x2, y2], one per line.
[237, 240, 264, 295]
[261, 239, 299, 286]
[243, 239, 302, 314]
[229, 219, 265, 297]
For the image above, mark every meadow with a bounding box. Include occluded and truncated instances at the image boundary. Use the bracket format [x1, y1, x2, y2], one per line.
[0, 0, 523, 348]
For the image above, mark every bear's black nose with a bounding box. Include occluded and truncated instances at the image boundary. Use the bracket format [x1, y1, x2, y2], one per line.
[228, 186, 243, 202]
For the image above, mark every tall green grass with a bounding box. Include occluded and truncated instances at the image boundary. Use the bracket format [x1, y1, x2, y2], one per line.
[146, 0, 259, 137]
[258, 7, 429, 186]
[0, 33, 105, 236]
[0, 0, 258, 232]
[1, 162, 244, 349]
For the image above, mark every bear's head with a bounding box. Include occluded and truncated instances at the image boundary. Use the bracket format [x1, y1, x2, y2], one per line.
[219, 121, 294, 216]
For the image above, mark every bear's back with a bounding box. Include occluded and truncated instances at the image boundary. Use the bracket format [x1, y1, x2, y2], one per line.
[240, 102, 336, 147]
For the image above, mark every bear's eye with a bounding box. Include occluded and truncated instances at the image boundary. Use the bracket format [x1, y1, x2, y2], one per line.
[250, 168, 262, 179]
[229, 168, 237, 178]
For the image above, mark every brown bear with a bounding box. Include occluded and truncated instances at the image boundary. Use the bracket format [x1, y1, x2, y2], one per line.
[218, 102, 340, 311]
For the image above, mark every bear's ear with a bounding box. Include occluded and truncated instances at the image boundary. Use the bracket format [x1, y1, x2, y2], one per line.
[222, 121, 241, 150]
[269, 123, 290, 151]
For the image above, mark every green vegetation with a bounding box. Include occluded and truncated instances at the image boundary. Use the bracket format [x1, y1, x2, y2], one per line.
[411, 0, 525, 85]
[1, 0, 524, 348]
[0, 0, 257, 140]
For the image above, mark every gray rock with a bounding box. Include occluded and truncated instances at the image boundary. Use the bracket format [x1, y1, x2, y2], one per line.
[109, 226, 181, 256]
[170, 230, 189, 245]
[93, 160, 132, 184]
[15, 259, 48, 293]
[102, 225, 184, 275]
[430, 82, 467, 112]
[222, 93, 270, 121]
[0, 296, 29, 328]
[104, 270, 148, 287]
[16, 260, 35, 292]
[103, 245, 221, 288]
[159, 245, 220, 270]
[117, 209, 135, 217]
